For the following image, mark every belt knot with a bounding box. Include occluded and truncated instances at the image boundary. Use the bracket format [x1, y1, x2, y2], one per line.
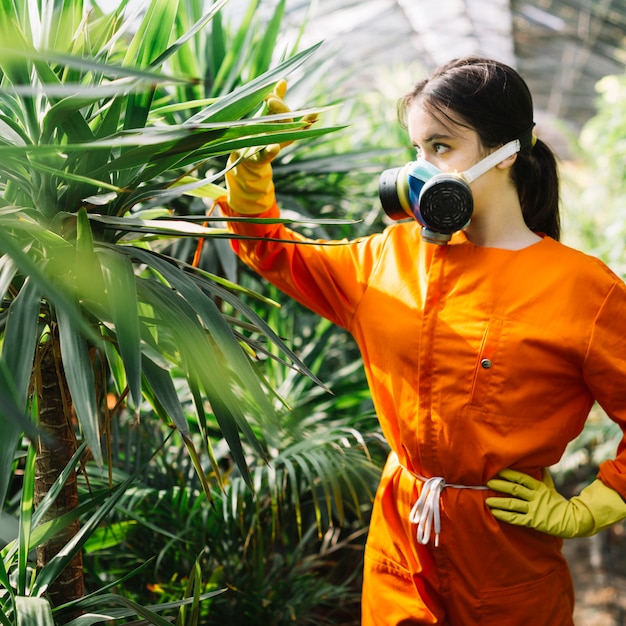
[409, 476, 446, 547]
[406, 471, 488, 547]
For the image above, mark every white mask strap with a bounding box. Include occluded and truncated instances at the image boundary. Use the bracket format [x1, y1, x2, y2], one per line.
[462, 139, 521, 184]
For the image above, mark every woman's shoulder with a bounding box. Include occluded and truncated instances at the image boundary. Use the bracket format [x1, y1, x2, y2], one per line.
[539, 236, 623, 286]
[352, 220, 423, 253]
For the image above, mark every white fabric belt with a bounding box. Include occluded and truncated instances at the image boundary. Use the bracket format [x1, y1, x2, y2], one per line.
[406, 470, 488, 547]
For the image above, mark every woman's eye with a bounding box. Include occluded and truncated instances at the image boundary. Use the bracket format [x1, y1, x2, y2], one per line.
[413, 143, 450, 157]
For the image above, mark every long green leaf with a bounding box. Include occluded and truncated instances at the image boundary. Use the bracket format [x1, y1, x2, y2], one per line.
[15, 597, 54, 626]
[170, 7, 203, 107]
[98, 248, 142, 408]
[188, 376, 224, 489]
[74, 206, 107, 304]
[152, 0, 230, 71]
[17, 444, 35, 596]
[31, 442, 88, 530]
[84, 97, 125, 205]
[1, 278, 40, 404]
[0, 117, 330, 158]
[207, 1, 226, 86]
[188, 354, 253, 488]
[64, 591, 225, 626]
[176, 556, 202, 626]
[0, 49, 186, 84]
[43, 0, 83, 54]
[13, 156, 121, 193]
[209, 0, 258, 95]
[0, 277, 41, 513]
[249, 0, 286, 78]
[0, 360, 35, 513]
[123, 0, 179, 70]
[281, 457, 302, 535]
[3, 491, 105, 566]
[0, 254, 19, 303]
[31, 73, 93, 142]
[180, 432, 215, 505]
[123, 0, 179, 130]
[88, 203, 353, 235]
[0, 15, 39, 138]
[141, 355, 189, 436]
[56, 308, 102, 467]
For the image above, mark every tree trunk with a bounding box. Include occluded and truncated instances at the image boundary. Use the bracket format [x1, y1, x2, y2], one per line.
[34, 328, 84, 608]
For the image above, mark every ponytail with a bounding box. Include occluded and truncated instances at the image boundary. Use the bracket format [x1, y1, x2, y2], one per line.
[402, 57, 562, 241]
[513, 138, 561, 241]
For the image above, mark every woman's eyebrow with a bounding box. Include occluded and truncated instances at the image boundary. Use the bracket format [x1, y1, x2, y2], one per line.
[424, 133, 455, 143]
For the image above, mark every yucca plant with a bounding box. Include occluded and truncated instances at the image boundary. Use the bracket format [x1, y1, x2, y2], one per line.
[0, 0, 338, 617]
[74, 299, 385, 624]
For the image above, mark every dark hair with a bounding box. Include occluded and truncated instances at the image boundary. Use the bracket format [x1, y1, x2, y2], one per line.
[398, 57, 560, 240]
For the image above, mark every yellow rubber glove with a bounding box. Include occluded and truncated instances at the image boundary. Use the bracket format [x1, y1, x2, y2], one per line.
[486, 468, 626, 538]
[225, 79, 317, 215]
[224, 151, 277, 215]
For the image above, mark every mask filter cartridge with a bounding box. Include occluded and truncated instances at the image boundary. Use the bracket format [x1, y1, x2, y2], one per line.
[379, 139, 521, 244]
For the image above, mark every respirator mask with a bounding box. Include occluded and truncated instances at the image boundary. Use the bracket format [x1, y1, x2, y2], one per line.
[378, 139, 522, 244]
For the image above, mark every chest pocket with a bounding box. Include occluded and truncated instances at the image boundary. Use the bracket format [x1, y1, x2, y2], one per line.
[466, 314, 583, 420]
[469, 317, 504, 409]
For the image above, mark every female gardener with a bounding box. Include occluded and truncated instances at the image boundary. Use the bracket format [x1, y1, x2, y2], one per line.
[219, 57, 626, 625]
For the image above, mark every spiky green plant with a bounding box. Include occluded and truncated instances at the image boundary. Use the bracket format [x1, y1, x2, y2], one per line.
[75, 301, 384, 625]
[0, 0, 338, 616]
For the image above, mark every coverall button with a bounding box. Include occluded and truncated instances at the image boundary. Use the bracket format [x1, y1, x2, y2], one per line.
[480, 358, 492, 369]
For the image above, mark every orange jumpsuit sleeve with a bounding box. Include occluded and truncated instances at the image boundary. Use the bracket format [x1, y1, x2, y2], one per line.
[583, 279, 626, 497]
[223, 201, 388, 331]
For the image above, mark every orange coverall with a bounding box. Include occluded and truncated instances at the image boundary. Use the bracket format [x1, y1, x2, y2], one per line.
[224, 202, 626, 625]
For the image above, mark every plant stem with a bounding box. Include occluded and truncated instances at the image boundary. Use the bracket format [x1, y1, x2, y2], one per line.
[34, 330, 84, 609]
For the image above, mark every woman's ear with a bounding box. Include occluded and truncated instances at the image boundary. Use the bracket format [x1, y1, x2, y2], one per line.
[496, 153, 518, 170]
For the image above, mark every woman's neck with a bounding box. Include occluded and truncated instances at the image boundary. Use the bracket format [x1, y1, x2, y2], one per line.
[463, 189, 541, 250]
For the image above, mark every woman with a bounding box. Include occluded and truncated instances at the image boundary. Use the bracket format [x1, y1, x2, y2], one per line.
[220, 57, 626, 625]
